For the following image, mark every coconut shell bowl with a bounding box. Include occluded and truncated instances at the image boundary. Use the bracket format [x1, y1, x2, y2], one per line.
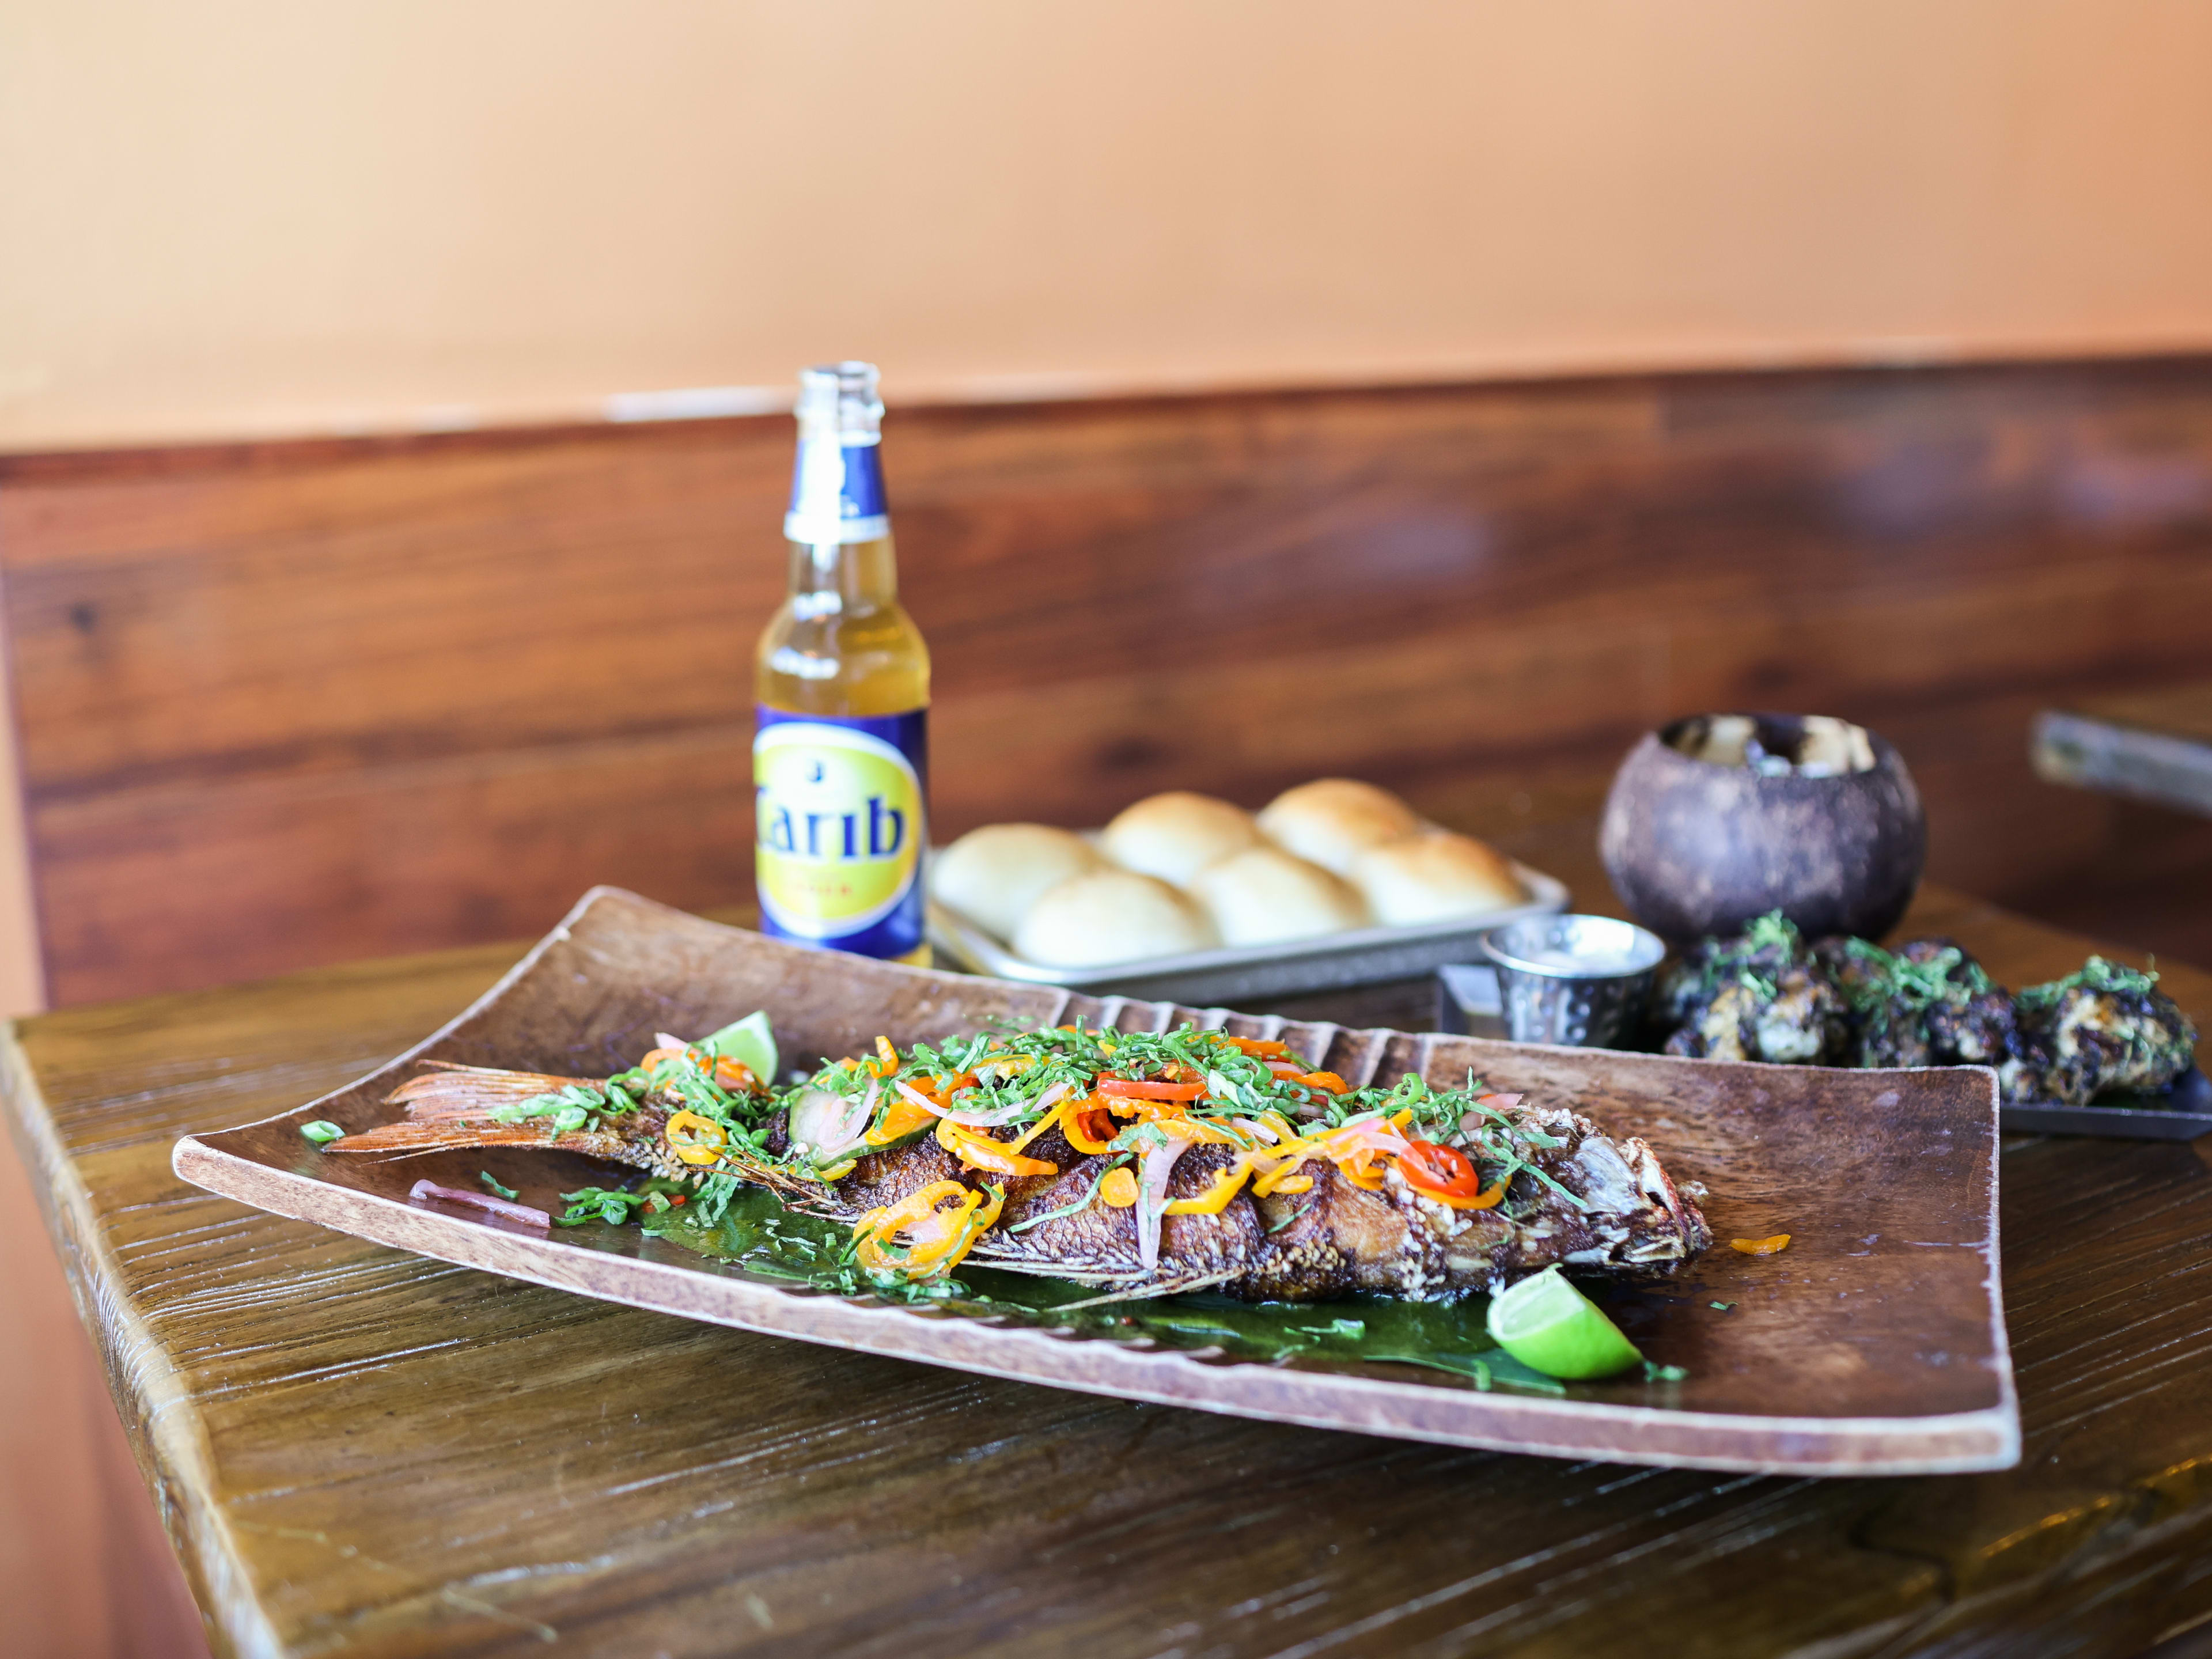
[1599, 713, 1926, 943]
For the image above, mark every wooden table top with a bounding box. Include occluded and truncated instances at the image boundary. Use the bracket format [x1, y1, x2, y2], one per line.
[10, 825, 2212, 1658]
[2035, 681, 2212, 817]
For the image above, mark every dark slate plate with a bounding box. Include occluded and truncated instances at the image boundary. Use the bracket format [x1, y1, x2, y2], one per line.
[1437, 971, 2205, 1141]
[173, 887, 2018, 1477]
[2001, 1067, 2212, 1140]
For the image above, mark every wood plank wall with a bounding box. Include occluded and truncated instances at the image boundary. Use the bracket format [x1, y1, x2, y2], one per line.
[3, 359, 2211, 1007]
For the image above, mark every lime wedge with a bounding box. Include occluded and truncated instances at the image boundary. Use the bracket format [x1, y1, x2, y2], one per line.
[699, 1010, 777, 1084]
[1485, 1266, 1643, 1380]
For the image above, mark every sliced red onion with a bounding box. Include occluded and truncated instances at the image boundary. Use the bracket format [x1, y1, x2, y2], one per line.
[789, 1081, 875, 1160]
[654, 1031, 692, 1054]
[1231, 1116, 1281, 1145]
[817, 1077, 880, 1159]
[944, 1078, 1070, 1128]
[893, 1075, 1063, 1130]
[409, 1180, 550, 1229]
[1475, 1093, 1524, 1112]
[1133, 1127, 1199, 1270]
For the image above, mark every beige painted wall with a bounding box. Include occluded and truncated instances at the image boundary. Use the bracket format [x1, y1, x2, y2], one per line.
[3, 0, 2212, 449]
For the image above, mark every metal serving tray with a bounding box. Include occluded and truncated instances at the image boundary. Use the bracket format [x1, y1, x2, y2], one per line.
[1999, 1066, 2211, 1140]
[926, 859, 1568, 1006]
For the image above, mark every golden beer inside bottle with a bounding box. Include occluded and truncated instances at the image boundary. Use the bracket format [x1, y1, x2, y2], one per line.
[755, 361, 932, 965]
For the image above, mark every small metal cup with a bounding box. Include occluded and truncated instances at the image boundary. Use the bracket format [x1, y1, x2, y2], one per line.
[1435, 914, 1666, 1048]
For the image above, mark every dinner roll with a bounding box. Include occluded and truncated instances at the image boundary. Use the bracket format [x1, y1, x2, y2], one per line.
[1191, 847, 1369, 946]
[1256, 778, 1423, 877]
[1349, 831, 1527, 926]
[930, 823, 1107, 943]
[1014, 870, 1218, 967]
[1100, 791, 1261, 887]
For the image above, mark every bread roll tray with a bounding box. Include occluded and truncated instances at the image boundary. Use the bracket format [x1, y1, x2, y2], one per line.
[927, 859, 1569, 1005]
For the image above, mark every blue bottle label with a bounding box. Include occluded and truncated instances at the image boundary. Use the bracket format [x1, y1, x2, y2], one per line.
[753, 706, 927, 958]
[783, 435, 890, 544]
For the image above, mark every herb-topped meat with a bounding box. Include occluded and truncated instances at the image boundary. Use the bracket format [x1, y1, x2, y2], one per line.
[1655, 914, 1845, 1064]
[1814, 935, 2016, 1070]
[2001, 957, 2199, 1106]
[1653, 912, 2196, 1105]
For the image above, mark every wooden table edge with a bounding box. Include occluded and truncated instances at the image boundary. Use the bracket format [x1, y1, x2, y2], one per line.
[1, 1020, 279, 1659]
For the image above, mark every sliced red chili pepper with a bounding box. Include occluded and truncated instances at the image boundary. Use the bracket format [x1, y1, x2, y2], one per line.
[1396, 1139, 1481, 1201]
[1096, 1078, 1206, 1101]
[1063, 1098, 1118, 1154]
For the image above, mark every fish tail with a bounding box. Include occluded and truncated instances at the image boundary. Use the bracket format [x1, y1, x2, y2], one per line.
[322, 1116, 658, 1168]
[385, 1062, 596, 1122]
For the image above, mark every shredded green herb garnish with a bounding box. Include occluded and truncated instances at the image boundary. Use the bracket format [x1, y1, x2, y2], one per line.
[2016, 955, 2159, 1011]
[299, 1120, 344, 1145]
[479, 1171, 518, 1200]
[554, 1185, 653, 1226]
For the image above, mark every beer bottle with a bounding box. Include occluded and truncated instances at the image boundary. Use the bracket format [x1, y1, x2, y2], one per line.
[753, 362, 931, 964]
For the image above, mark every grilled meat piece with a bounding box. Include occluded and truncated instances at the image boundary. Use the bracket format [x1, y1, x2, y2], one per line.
[1660, 916, 1844, 1063]
[1660, 916, 2196, 1107]
[2000, 959, 2198, 1105]
[1811, 934, 2014, 1070]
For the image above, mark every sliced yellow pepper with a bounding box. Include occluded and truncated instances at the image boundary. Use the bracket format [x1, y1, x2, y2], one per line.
[664, 1109, 729, 1167]
[851, 1180, 1005, 1278]
[1004, 1096, 1069, 1154]
[1251, 1152, 1316, 1196]
[1099, 1167, 1139, 1207]
[935, 1116, 1058, 1178]
[1164, 1160, 1254, 1215]
[1061, 1096, 1116, 1156]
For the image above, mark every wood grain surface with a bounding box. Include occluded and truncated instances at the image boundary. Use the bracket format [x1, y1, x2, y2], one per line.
[2035, 683, 2212, 819]
[8, 357, 2212, 1004]
[175, 888, 2016, 1476]
[9, 849, 2212, 1657]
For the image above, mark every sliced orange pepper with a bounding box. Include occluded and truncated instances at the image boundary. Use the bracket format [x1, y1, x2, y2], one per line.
[863, 1093, 937, 1147]
[911, 1071, 978, 1097]
[1221, 1036, 1293, 1058]
[1287, 1070, 1351, 1094]
[641, 1046, 687, 1071]
[1730, 1234, 1791, 1256]
[1463, 1176, 1510, 1210]
[664, 1109, 729, 1167]
[935, 1116, 1058, 1178]
[1115, 1101, 1244, 1144]
[711, 1056, 757, 1093]
[1099, 1167, 1139, 1207]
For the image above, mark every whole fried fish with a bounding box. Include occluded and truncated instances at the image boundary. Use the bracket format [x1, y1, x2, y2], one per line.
[330, 1021, 1711, 1302]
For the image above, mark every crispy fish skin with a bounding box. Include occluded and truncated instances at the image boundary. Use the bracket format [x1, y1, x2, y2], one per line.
[974, 1142, 1267, 1287]
[332, 1069, 1712, 1301]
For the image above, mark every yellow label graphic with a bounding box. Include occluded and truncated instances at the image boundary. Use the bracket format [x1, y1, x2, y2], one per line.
[753, 722, 923, 939]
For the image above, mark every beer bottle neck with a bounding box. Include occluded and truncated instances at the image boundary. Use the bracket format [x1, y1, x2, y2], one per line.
[785, 535, 899, 614]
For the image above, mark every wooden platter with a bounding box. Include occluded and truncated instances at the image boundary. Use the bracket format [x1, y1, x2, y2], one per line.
[171, 887, 2018, 1477]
